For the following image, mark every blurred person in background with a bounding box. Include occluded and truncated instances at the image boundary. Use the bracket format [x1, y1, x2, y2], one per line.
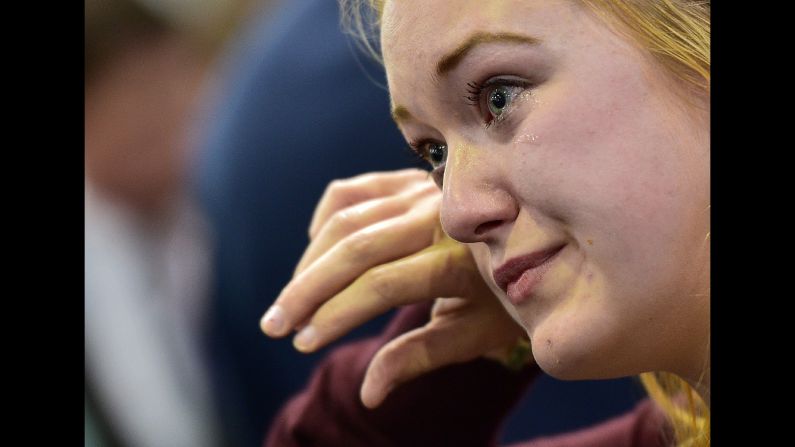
[192, 1, 643, 447]
[84, 0, 252, 445]
[192, 1, 412, 445]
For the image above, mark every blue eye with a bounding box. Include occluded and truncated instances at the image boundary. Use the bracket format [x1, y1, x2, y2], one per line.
[426, 142, 447, 168]
[426, 142, 447, 187]
[488, 85, 511, 117]
[408, 140, 447, 187]
[466, 79, 530, 126]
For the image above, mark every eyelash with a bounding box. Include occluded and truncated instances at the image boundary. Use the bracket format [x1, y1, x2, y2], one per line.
[465, 81, 483, 105]
[406, 142, 427, 161]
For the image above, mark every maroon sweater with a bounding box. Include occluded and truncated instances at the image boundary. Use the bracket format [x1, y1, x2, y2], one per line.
[265, 302, 673, 447]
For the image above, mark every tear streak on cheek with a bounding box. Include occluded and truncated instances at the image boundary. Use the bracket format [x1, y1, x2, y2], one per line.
[514, 133, 539, 145]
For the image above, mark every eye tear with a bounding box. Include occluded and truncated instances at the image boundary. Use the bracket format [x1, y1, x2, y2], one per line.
[514, 134, 539, 145]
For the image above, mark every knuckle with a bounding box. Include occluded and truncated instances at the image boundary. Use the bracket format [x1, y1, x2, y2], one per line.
[342, 229, 374, 261]
[326, 178, 350, 198]
[364, 265, 398, 302]
[401, 178, 438, 200]
[403, 167, 430, 178]
[355, 171, 380, 183]
[348, 171, 387, 189]
[328, 208, 360, 235]
[402, 339, 432, 374]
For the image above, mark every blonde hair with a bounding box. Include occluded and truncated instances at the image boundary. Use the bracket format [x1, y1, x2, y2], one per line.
[578, 0, 710, 104]
[339, 1, 710, 446]
[641, 371, 710, 447]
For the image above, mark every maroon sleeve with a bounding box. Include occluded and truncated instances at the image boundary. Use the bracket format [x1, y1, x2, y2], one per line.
[504, 399, 673, 447]
[264, 301, 541, 447]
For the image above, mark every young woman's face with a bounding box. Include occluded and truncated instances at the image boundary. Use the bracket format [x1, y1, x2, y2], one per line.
[382, 0, 709, 380]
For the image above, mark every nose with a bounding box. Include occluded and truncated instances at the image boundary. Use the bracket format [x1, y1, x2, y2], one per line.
[439, 145, 518, 244]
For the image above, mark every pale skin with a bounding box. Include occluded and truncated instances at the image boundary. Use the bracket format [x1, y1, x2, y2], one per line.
[262, 0, 710, 409]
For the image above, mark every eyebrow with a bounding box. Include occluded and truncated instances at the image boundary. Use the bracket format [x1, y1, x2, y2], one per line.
[436, 31, 541, 75]
[391, 104, 413, 124]
[390, 31, 541, 124]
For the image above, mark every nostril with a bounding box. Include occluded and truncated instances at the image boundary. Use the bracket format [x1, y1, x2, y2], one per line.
[474, 220, 503, 236]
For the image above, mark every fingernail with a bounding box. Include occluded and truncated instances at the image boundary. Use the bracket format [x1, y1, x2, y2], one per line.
[293, 326, 317, 352]
[261, 305, 286, 336]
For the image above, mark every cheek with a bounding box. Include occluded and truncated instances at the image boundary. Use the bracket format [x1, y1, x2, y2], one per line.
[524, 66, 690, 211]
[508, 70, 708, 296]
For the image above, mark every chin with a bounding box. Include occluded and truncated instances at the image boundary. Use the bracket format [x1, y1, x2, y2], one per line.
[527, 320, 633, 381]
[530, 340, 594, 380]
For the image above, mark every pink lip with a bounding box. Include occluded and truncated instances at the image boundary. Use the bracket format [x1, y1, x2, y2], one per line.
[493, 244, 565, 305]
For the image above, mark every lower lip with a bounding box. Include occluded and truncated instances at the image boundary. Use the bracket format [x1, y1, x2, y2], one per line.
[506, 247, 564, 305]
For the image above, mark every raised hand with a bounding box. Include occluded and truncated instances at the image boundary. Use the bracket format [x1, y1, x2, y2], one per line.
[260, 169, 530, 408]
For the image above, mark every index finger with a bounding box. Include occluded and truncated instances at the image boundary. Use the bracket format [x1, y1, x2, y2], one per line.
[309, 169, 430, 239]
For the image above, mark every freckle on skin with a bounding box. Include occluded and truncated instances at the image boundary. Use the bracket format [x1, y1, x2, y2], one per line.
[587, 239, 593, 245]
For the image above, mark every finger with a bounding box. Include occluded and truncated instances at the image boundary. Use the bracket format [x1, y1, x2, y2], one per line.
[291, 241, 475, 353]
[360, 310, 524, 409]
[308, 169, 429, 240]
[261, 197, 439, 337]
[294, 181, 439, 277]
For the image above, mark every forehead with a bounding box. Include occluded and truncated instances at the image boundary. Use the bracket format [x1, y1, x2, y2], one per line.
[386, 1, 582, 58]
[381, 0, 585, 99]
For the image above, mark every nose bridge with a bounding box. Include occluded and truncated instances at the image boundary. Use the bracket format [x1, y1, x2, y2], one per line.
[440, 140, 517, 243]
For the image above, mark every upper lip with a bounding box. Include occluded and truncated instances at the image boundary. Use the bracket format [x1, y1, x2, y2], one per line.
[493, 244, 566, 293]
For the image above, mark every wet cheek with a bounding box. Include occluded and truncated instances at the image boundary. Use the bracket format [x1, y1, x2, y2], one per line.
[522, 96, 651, 205]
[506, 73, 687, 236]
[510, 122, 680, 288]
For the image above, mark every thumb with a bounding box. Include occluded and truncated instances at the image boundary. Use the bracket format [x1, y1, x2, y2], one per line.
[360, 313, 518, 409]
